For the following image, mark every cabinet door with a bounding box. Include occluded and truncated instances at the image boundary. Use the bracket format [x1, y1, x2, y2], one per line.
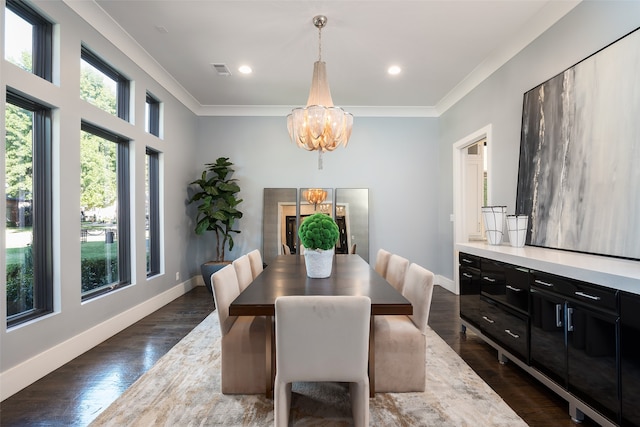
[621, 292, 640, 427]
[567, 303, 619, 423]
[530, 288, 567, 387]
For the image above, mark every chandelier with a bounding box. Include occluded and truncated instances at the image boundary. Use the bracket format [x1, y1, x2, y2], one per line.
[303, 188, 328, 210]
[287, 15, 353, 169]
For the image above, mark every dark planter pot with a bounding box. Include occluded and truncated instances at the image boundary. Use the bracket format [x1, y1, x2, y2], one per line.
[201, 261, 231, 295]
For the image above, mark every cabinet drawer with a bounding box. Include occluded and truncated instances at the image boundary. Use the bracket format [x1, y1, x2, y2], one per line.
[459, 252, 480, 269]
[532, 271, 618, 313]
[460, 266, 482, 328]
[480, 296, 529, 363]
[480, 258, 505, 297]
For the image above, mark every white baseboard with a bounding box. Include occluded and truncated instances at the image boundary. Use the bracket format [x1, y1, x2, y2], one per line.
[0, 277, 199, 401]
[436, 274, 456, 294]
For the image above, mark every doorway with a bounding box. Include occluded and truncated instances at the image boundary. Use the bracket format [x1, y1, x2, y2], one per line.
[452, 124, 492, 294]
[464, 138, 487, 241]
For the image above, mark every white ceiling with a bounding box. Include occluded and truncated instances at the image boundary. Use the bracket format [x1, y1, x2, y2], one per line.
[87, 0, 580, 116]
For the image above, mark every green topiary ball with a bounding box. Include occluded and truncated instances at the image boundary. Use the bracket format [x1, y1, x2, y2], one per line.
[298, 213, 340, 250]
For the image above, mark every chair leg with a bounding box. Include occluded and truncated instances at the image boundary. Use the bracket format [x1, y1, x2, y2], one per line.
[349, 379, 370, 427]
[274, 379, 292, 427]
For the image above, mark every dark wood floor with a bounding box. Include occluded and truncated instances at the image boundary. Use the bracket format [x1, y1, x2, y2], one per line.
[0, 285, 600, 426]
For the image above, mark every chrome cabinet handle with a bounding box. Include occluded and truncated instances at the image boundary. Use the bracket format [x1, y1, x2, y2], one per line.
[535, 279, 554, 287]
[482, 316, 495, 324]
[506, 285, 522, 292]
[575, 291, 601, 301]
[555, 303, 563, 327]
[567, 307, 574, 332]
[462, 272, 472, 278]
[462, 258, 473, 264]
[483, 276, 496, 283]
[504, 329, 520, 339]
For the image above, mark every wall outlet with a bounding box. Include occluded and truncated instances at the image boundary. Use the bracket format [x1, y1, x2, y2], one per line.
[175, 272, 180, 281]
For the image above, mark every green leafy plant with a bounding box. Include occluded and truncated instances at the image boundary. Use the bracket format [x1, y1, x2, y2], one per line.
[188, 157, 243, 262]
[298, 213, 339, 251]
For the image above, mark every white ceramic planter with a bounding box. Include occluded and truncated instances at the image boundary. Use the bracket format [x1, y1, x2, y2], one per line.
[481, 206, 506, 245]
[506, 215, 528, 248]
[304, 247, 335, 278]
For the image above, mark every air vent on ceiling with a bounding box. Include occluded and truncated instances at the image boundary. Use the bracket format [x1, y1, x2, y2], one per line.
[211, 63, 231, 76]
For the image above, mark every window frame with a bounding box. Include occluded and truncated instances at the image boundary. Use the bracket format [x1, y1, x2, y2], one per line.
[145, 148, 161, 277]
[145, 92, 160, 137]
[5, 0, 53, 81]
[80, 45, 130, 121]
[80, 122, 131, 300]
[6, 90, 54, 328]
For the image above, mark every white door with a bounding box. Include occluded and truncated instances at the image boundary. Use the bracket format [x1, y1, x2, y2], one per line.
[463, 141, 485, 241]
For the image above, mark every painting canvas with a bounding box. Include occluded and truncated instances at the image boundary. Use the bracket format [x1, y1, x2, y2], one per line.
[516, 27, 640, 260]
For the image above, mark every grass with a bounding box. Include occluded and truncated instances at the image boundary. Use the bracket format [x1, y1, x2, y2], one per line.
[6, 242, 118, 267]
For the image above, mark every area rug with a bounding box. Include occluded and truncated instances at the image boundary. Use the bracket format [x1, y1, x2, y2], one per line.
[90, 312, 527, 426]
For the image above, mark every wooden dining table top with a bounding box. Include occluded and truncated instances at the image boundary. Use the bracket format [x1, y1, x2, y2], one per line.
[229, 254, 412, 316]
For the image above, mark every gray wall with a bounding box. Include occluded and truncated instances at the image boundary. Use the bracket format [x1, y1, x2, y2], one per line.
[437, 1, 640, 279]
[1, 2, 201, 376]
[195, 116, 441, 272]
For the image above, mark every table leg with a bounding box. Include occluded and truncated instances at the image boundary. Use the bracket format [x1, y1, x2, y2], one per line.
[265, 315, 275, 398]
[369, 315, 375, 397]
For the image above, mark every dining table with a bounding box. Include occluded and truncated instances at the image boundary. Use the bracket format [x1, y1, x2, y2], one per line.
[228, 254, 413, 397]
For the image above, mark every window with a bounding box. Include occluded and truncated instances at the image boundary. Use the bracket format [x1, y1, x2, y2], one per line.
[5, 91, 53, 327]
[145, 93, 160, 137]
[80, 46, 129, 120]
[145, 148, 160, 276]
[4, 0, 53, 80]
[80, 123, 130, 299]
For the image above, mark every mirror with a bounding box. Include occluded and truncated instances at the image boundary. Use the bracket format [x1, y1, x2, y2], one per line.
[336, 188, 369, 262]
[299, 187, 333, 218]
[262, 188, 369, 264]
[262, 188, 297, 265]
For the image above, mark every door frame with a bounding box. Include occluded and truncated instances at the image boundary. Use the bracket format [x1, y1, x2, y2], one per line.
[452, 124, 493, 294]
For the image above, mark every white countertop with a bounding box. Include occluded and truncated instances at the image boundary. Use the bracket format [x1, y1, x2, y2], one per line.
[456, 242, 640, 295]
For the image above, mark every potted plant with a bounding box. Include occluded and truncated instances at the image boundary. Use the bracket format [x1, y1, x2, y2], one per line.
[298, 212, 339, 278]
[188, 157, 243, 293]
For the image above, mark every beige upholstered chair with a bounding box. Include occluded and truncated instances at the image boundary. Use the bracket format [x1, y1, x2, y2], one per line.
[374, 263, 435, 392]
[386, 254, 410, 293]
[350, 243, 357, 254]
[282, 244, 291, 255]
[232, 255, 253, 292]
[247, 249, 263, 279]
[374, 248, 392, 277]
[211, 265, 267, 394]
[274, 296, 371, 427]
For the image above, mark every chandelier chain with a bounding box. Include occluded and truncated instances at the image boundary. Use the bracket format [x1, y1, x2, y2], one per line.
[318, 25, 322, 61]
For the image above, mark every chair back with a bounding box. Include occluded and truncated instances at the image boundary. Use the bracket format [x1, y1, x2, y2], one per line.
[247, 249, 264, 279]
[275, 295, 371, 383]
[233, 255, 253, 292]
[386, 254, 410, 293]
[374, 248, 392, 277]
[211, 265, 240, 336]
[402, 263, 435, 333]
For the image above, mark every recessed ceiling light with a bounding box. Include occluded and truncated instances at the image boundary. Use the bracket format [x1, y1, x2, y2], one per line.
[238, 65, 252, 74]
[388, 65, 402, 75]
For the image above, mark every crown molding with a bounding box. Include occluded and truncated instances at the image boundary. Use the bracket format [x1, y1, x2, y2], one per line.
[436, 0, 581, 115]
[66, 0, 580, 119]
[63, 0, 201, 113]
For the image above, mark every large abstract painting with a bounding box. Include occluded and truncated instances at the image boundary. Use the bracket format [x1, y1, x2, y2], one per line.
[516, 27, 640, 260]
